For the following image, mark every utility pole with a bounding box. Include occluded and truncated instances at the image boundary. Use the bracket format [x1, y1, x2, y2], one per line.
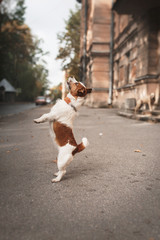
[108, 0, 114, 105]
[82, 0, 87, 84]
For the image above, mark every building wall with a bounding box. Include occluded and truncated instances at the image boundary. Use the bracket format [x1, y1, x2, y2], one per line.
[79, 0, 160, 108]
[113, 8, 160, 108]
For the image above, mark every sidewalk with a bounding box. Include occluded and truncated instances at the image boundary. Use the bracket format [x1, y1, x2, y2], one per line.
[118, 109, 160, 123]
[0, 102, 36, 117]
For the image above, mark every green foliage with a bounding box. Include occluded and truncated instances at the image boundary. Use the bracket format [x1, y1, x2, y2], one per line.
[56, 5, 81, 80]
[15, 62, 48, 101]
[0, 0, 49, 101]
[13, 0, 26, 24]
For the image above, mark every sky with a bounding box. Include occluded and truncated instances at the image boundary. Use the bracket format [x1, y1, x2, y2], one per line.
[25, 0, 80, 88]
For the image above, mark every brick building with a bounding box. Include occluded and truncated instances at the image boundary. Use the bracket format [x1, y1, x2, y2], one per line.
[78, 0, 160, 109]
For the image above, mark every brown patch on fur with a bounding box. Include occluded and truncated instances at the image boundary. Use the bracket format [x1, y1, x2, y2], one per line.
[53, 121, 86, 156]
[53, 121, 77, 147]
[72, 142, 85, 156]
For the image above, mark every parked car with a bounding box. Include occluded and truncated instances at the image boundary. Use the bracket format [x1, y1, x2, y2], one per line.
[35, 96, 46, 105]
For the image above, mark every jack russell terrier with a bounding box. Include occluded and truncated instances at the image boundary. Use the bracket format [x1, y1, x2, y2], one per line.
[34, 77, 92, 183]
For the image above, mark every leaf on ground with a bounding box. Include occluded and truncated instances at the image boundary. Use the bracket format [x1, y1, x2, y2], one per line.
[14, 148, 19, 151]
[134, 149, 141, 153]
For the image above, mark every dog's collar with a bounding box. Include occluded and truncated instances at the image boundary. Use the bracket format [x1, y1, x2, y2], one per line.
[64, 97, 77, 112]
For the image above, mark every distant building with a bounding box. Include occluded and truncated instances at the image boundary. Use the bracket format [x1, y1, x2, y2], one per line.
[0, 79, 16, 102]
[78, 0, 160, 108]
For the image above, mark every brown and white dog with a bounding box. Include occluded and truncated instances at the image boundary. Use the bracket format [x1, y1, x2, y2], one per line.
[34, 77, 92, 182]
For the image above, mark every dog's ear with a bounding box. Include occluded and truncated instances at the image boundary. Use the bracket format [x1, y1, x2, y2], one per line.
[87, 88, 92, 94]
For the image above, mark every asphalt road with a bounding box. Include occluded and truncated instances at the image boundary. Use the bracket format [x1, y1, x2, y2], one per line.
[0, 105, 160, 240]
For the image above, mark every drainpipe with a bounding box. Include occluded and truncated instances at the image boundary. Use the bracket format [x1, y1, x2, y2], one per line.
[82, 0, 87, 84]
[108, 0, 114, 105]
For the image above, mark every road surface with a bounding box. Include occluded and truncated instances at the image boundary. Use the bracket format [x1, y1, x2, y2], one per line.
[0, 105, 160, 240]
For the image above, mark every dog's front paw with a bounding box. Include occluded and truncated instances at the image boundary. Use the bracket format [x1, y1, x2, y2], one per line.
[34, 118, 41, 124]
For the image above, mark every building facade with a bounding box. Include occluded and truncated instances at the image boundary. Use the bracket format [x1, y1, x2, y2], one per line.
[79, 0, 160, 109]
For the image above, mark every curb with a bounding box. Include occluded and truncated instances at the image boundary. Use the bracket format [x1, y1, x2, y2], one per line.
[118, 111, 160, 123]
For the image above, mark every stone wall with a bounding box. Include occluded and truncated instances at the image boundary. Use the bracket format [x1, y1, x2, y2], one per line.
[113, 8, 160, 108]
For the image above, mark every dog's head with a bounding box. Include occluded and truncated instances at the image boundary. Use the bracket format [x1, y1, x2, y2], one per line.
[67, 77, 92, 98]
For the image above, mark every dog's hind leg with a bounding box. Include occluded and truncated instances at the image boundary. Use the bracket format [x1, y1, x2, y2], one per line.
[52, 144, 75, 183]
[52, 154, 73, 183]
[53, 154, 71, 178]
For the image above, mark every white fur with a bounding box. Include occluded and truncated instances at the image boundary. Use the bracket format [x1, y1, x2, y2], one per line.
[34, 93, 86, 128]
[34, 99, 77, 128]
[82, 137, 89, 147]
[52, 143, 76, 183]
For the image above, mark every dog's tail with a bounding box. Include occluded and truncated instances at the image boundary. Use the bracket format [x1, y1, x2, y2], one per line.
[72, 137, 89, 156]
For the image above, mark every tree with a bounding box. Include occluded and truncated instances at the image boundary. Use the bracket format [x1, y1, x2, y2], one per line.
[16, 62, 48, 101]
[50, 84, 62, 103]
[56, 5, 80, 80]
[13, 0, 26, 24]
[0, 0, 49, 101]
